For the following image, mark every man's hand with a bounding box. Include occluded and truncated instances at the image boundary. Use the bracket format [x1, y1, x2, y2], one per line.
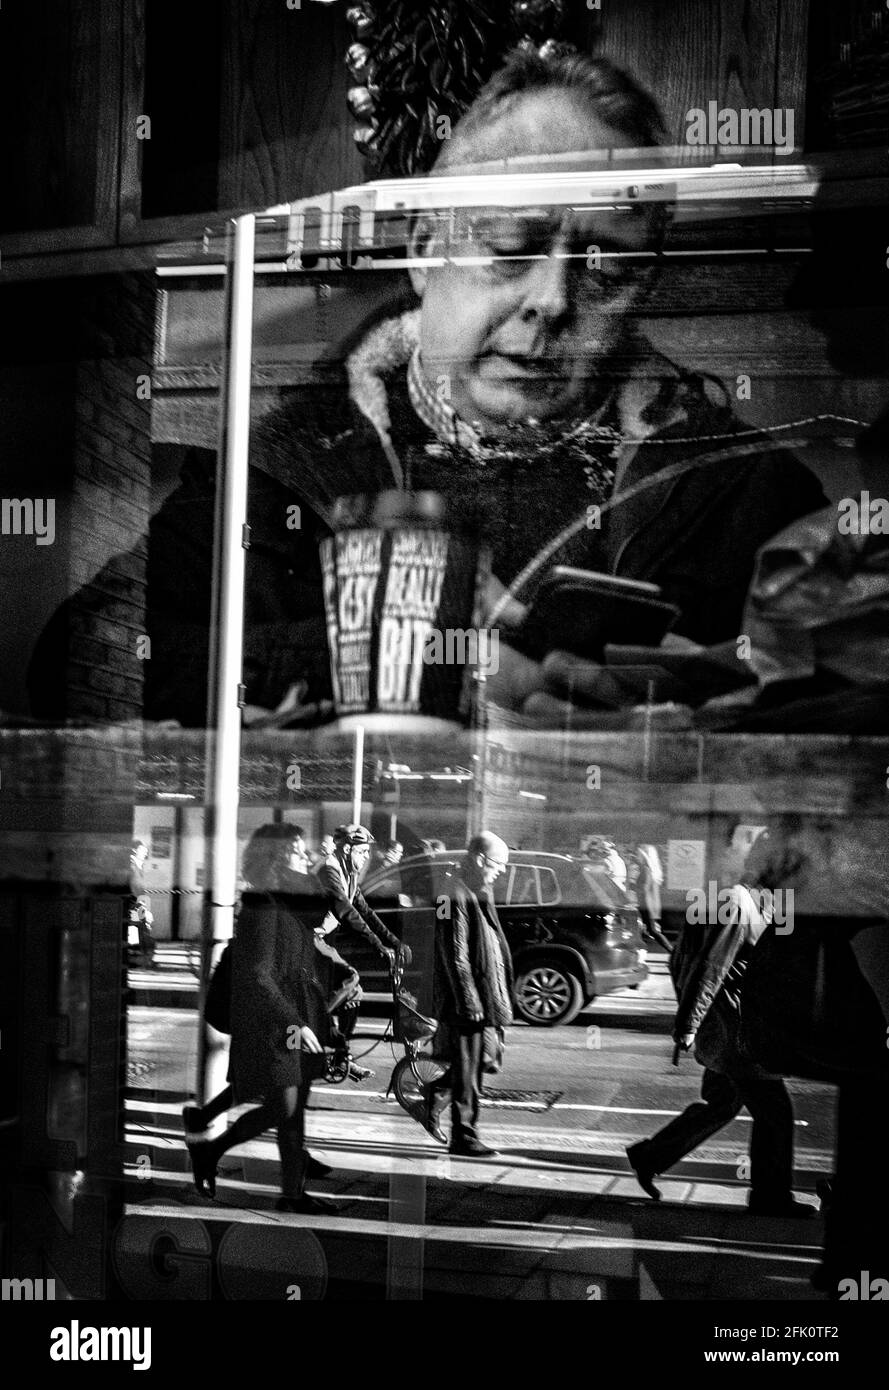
[461, 1010, 484, 1025]
[678, 1031, 696, 1051]
[299, 1026, 323, 1053]
[486, 640, 644, 722]
[397, 943, 413, 968]
[347, 970, 362, 1008]
[531, 649, 633, 714]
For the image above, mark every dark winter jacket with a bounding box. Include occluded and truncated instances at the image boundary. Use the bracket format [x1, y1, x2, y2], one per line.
[227, 890, 328, 1103]
[260, 326, 826, 634]
[433, 876, 514, 1030]
[315, 853, 402, 959]
[673, 884, 770, 1077]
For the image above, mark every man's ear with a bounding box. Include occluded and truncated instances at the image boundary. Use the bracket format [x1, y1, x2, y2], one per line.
[407, 213, 440, 297]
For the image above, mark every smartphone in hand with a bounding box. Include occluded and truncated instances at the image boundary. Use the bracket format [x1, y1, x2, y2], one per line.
[519, 566, 680, 662]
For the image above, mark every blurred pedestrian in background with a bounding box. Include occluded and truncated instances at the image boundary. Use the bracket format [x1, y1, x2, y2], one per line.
[128, 839, 156, 968]
[633, 843, 671, 951]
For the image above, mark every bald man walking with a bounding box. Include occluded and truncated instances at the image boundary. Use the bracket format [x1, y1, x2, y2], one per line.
[423, 833, 514, 1157]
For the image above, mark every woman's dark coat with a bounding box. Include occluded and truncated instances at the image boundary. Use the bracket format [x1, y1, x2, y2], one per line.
[228, 890, 328, 1102]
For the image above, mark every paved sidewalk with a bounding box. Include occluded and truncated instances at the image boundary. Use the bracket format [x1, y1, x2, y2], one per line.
[123, 951, 829, 1300]
[125, 1092, 827, 1301]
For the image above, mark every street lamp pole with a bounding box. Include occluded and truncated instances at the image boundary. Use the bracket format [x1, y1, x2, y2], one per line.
[197, 213, 255, 1110]
[351, 724, 365, 824]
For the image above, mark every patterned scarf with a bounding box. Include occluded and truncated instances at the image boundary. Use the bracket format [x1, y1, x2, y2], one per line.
[478, 897, 513, 1027]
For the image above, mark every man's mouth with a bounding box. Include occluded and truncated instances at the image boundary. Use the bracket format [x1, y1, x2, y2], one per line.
[479, 352, 568, 383]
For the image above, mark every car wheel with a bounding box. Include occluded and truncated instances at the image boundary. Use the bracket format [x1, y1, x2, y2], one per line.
[514, 961, 585, 1026]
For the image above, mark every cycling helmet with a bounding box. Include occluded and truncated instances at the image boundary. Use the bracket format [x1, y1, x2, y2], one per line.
[333, 823, 375, 848]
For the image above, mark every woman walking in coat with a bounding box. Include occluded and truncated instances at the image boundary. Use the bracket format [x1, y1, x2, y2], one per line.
[186, 824, 340, 1214]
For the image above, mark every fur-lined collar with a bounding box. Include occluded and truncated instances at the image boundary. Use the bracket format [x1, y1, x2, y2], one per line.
[345, 310, 725, 462]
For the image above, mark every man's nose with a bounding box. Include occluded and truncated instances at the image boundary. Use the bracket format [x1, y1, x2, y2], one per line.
[520, 250, 571, 326]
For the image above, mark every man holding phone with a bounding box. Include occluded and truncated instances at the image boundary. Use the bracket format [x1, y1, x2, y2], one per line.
[399, 49, 827, 720]
[254, 44, 826, 724]
[32, 46, 826, 730]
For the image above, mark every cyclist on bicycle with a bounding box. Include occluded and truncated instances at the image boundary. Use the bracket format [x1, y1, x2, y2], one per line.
[315, 824, 412, 1080]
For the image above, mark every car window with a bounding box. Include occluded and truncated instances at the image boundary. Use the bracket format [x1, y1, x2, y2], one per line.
[385, 856, 432, 905]
[510, 865, 540, 905]
[430, 861, 460, 904]
[537, 867, 561, 905]
[363, 865, 402, 900]
[580, 862, 624, 909]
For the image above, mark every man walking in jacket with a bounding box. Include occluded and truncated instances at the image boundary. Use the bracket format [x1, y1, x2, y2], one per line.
[626, 832, 813, 1217]
[423, 832, 513, 1157]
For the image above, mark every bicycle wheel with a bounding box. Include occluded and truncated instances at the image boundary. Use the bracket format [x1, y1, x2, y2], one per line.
[390, 1054, 447, 1115]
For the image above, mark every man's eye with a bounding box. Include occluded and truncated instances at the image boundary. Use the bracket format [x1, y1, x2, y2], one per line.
[485, 249, 534, 276]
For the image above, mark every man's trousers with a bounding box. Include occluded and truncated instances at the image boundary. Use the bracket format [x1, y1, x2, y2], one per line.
[637, 1067, 793, 1199]
[429, 1024, 485, 1146]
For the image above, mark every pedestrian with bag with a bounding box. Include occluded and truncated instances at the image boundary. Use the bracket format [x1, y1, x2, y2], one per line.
[184, 823, 350, 1213]
[626, 831, 814, 1217]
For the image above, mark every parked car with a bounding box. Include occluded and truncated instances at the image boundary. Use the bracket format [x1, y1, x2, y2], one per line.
[340, 849, 648, 1026]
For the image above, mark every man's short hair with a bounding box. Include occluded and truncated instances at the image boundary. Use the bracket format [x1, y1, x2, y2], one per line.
[434, 46, 673, 243]
[438, 45, 668, 168]
[467, 832, 510, 861]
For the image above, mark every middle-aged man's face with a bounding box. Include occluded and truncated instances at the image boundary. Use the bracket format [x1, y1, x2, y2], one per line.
[469, 845, 509, 892]
[411, 90, 658, 435]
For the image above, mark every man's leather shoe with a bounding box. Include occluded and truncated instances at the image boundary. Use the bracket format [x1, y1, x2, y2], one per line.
[276, 1194, 337, 1215]
[747, 1196, 816, 1219]
[626, 1142, 662, 1201]
[449, 1138, 499, 1157]
[348, 1063, 374, 1082]
[419, 1100, 447, 1146]
[306, 1154, 332, 1178]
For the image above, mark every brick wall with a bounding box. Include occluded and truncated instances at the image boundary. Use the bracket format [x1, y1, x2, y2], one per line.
[65, 275, 154, 723]
[0, 272, 155, 886]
